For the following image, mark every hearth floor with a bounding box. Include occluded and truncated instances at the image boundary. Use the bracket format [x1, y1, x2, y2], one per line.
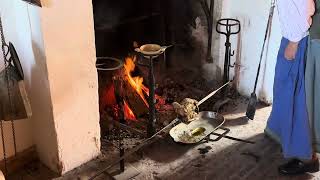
[9, 97, 320, 180]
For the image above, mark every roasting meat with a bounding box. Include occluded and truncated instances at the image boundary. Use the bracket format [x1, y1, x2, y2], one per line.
[172, 98, 198, 122]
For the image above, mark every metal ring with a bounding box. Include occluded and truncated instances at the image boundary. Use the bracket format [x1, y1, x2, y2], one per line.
[216, 18, 241, 35]
[217, 18, 240, 26]
[96, 57, 124, 71]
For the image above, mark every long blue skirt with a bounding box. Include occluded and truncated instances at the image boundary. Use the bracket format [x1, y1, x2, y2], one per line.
[265, 36, 312, 160]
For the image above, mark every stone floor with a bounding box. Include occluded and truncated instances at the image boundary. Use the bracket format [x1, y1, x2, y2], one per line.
[9, 98, 320, 180]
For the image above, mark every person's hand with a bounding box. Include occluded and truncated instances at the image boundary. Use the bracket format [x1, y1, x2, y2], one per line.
[285, 41, 299, 60]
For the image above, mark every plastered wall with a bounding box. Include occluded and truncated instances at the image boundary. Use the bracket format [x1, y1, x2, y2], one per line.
[0, 0, 101, 175]
[39, 0, 100, 174]
[0, 0, 35, 160]
[216, 0, 282, 103]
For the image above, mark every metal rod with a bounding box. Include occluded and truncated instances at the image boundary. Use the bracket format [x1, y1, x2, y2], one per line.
[147, 56, 156, 137]
[0, 18, 8, 176]
[119, 142, 125, 172]
[119, 106, 125, 172]
[206, 0, 214, 62]
[224, 36, 231, 84]
[253, 2, 275, 93]
[114, 77, 125, 172]
[197, 81, 231, 106]
[89, 119, 180, 180]
[200, 0, 215, 62]
[114, 122, 145, 137]
[211, 132, 255, 144]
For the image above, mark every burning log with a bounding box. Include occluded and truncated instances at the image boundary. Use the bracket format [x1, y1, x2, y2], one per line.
[122, 76, 148, 117]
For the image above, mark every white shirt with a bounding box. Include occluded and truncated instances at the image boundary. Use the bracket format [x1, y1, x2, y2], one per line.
[277, 0, 315, 42]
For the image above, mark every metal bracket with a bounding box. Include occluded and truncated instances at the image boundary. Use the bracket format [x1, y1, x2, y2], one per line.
[205, 127, 255, 144]
[207, 127, 230, 142]
[230, 50, 235, 57]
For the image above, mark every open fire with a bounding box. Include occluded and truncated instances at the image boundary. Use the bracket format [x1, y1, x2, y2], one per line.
[123, 56, 149, 107]
[101, 56, 165, 122]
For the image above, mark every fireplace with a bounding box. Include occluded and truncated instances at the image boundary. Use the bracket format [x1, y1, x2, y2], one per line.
[92, 0, 230, 172]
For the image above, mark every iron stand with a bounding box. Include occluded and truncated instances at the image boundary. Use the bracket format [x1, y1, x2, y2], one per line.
[216, 18, 241, 84]
[114, 76, 125, 172]
[97, 57, 125, 172]
[147, 56, 156, 137]
[136, 48, 167, 137]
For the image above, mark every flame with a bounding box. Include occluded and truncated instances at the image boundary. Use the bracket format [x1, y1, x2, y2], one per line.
[124, 101, 137, 121]
[142, 86, 149, 96]
[101, 83, 136, 121]
[124, 57, 149, 107]
[123, 56, 167, 110]
[103, 56, 165, 121]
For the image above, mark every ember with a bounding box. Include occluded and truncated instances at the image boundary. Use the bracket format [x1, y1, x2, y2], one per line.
[101, 84, 116, 108]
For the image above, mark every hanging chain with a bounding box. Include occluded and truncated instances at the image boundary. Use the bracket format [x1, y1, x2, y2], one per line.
[0, 16, 17, 159]
[0, 16, 9, 175]
[0, 120, 6, 175]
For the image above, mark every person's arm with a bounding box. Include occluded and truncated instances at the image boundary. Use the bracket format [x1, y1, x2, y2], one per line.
[307, 0, 316, 27]
[277, 0, 315, 59]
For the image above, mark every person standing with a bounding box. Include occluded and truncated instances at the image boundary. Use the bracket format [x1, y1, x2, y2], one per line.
[264, 0, 318, 175]
[306, 0, 320, 161]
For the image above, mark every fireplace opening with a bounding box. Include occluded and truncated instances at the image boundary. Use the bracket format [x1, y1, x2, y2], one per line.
[92, 0, 240, 173]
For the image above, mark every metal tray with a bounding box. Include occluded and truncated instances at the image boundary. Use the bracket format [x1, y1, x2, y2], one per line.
[169, 111, 225, 144]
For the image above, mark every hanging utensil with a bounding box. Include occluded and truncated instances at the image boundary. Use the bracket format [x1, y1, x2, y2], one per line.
[8, 42, 24, 80]
[246, 0, 275, 120]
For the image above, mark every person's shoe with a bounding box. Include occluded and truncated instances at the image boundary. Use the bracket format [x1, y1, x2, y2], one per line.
[278, 159, 319, 175]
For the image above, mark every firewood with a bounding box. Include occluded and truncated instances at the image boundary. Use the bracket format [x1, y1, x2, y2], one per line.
[122, 78, 148, 117]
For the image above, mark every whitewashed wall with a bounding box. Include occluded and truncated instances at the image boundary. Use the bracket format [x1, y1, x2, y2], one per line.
[0, 0, 35, 159]
[0, 0, 101, 175]
[193, 0, 281, 103]
[219, 0, 282, 103]
[40, 0, 100, 174]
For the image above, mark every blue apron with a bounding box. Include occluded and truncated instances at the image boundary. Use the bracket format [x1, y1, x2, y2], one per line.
[265, 36, 312, 160]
